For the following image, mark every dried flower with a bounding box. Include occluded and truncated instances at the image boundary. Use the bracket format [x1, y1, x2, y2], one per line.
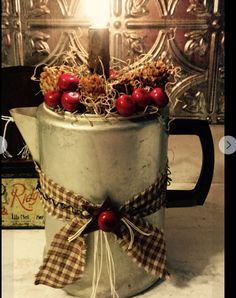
[112, 60, 171, 92]
[79, 74, 106, 101]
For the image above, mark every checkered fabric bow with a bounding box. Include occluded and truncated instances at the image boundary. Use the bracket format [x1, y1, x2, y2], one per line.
[34, 164, 170, 289]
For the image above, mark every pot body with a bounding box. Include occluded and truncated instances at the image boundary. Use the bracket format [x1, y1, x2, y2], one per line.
[37, 103, 169, 297]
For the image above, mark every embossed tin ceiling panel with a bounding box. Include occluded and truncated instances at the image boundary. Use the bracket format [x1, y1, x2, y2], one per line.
[1, 0, 224, 123]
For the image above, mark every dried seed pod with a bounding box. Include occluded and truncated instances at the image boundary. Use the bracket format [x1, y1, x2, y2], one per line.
[79, 74, 106, 100]
[39, 67, 62, 95]
[113, 60, 171, 93]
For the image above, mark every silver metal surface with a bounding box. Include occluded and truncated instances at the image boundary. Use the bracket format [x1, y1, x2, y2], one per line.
[11, 103, 168, 297]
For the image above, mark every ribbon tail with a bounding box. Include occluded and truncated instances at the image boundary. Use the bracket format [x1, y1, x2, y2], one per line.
[35, 217, 87, 288]
[118, 217, 170, 279]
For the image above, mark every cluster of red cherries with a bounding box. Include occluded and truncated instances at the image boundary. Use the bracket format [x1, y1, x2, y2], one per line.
[44, 73, 82, 112]
[115, 87, 168, 117]
[44, 72, 169, 116]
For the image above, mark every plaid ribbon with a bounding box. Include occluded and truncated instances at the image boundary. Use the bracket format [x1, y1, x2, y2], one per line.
[34, 163, 170, 289]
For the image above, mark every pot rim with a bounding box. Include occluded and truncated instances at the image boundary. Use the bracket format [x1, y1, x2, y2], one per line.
[42, 102, 165, 123]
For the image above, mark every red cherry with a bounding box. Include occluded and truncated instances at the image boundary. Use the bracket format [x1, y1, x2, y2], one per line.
[149, 88, 169, 108]
[98, 210, 120, 232]
[58, 73, 79, 91]
[131, 88, 151, 109]
[44, 90, 61, 109]
[116, 94, 136, 117]
[61, 91, 80, 112]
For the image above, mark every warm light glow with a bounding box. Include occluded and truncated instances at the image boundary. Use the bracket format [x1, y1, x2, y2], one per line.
[82, 0, 110, 28]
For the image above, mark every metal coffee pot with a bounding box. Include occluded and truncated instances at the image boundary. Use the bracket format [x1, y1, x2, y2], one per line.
[10, 103, 214, 297]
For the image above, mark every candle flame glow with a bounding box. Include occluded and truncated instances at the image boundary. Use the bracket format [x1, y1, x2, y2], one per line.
[82, 0, 110, 28]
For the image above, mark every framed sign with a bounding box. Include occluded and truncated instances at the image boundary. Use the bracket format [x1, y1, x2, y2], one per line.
[1, 160, 45, 229]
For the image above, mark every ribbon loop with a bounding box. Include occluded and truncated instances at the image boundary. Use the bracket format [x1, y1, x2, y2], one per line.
[35, 217, 87, 288]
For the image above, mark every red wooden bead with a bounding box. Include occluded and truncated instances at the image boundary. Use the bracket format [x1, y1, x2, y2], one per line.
[98, 210, 120, 232]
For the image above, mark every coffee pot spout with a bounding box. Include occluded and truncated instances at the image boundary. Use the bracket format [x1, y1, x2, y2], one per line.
[10, 107, 39, 163]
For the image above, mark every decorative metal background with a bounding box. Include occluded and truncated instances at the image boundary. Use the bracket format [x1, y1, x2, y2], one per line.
[1, 0, 224, 123]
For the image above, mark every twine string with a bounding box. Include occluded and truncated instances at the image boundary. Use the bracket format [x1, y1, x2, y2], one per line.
[1, 115, 14, 158]
[103, 232, 119, 298]
[121, 219, 134, 250]
[17, 144, 30, 159]
[91, 231, 119, 298]
[121, 217, 152, 250]
[91, 231, 104, 298]
[68, 218, 93, 242]
[1, 115, 31, 159]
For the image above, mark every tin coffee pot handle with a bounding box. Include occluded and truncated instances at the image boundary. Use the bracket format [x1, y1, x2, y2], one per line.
[166, 119, 214, 208]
